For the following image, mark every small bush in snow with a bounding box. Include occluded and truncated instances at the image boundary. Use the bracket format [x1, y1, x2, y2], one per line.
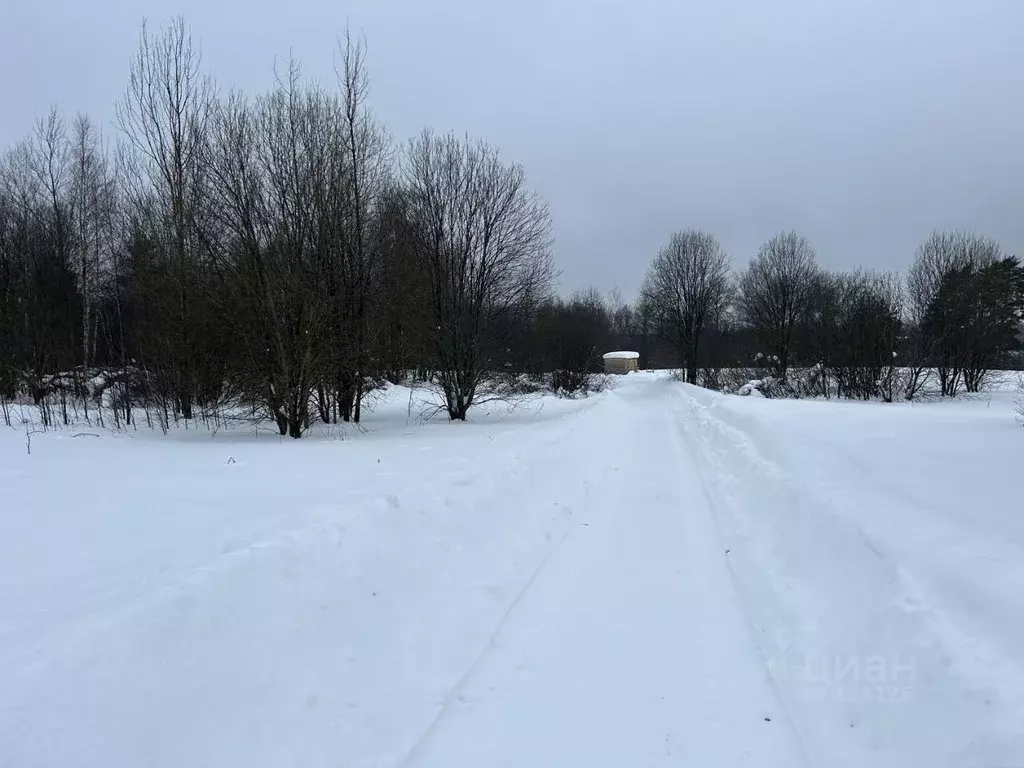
[790, 363, 826, 399]
[721, 354, 797, 398]
[549, 371, 609, 398]
[486, 372, 546, 397]
[734, 376, 796, 399]
[669, 366, 722, 390]
[719, 366, 756, 394]
[735, 380, 766, 397]
[550, 369, 591, 395]
[697, 367, 724, 390]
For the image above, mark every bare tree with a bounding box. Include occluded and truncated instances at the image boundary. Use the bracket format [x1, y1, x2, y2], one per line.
[405, 131, 553, 420]
[809, 270, 903, 400]
[907, 230, 1001, 323]
[0, 112, 82, 424]
[640, 229, 731, 384]
[117, 17, 216, 420]
[209, 63, 339, 437]
[921, 256, 1024, 395]
[907, 230, 1002, 395]
[68, 115, 118, 419]
[737, 230, 819, 380]
[33, 110, 78, 424]
[31, 109, 72, 263]
[371, 185, 430, 384]
[332, 29, 392, 422]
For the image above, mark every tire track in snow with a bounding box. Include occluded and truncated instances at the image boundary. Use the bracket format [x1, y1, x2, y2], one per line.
[667, 389, 815, 768]
[396, 461, 616, 768]
[399, 379, 809, 767]
[769, 412, 1024, 744]
[673, 387, 908, 767]
[394, 393, 638, 767]
[674, 384, 1024, 767]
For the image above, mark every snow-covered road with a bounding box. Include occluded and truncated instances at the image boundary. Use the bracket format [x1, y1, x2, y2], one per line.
[2, 373, 1023, 766]
[402, 383, 806, 767]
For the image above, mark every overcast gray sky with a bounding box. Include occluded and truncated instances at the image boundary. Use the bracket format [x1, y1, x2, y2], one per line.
[3, 0, 1023, 298]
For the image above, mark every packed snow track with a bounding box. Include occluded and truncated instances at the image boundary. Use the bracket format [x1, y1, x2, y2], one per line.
[2, 372, 1023, 767]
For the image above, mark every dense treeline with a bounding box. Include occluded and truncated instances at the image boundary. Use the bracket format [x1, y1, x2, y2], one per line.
[0, 20, 563, 434]
[637, 228, 1024, 400]
[2, 19, 1022, 435]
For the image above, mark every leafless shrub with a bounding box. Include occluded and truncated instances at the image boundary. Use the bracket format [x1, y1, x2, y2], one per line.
[697, 367, 724, 390]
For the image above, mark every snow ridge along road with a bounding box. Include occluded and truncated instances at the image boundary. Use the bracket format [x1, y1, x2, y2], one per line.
[2, 372, 1023, 767]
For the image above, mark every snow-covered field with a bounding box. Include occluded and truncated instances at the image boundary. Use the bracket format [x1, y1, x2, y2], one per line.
[2, 373, 1023, 767]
